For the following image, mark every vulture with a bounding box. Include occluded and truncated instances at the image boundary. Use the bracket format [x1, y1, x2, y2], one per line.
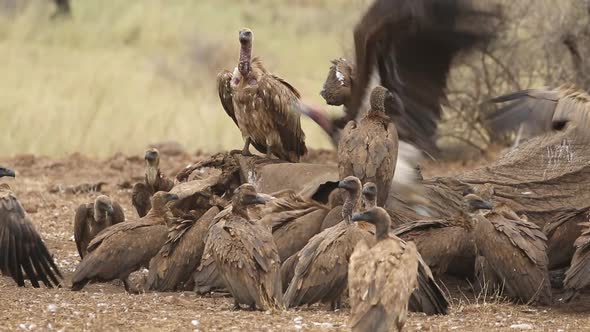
[320, 0, 500, 156]
[319, 189, 345, 231]
[0, 167, 63, 288]
[562, 221, 590, 301]
[217, 28, 331, 162]
[283, 176, 376, 310]
[392, 192, 492, 277]
[260, 189, 329, 262]
[71, 192, 179, 293]
[473, 204, 552, 306]
[208, 184, 282, 310]
[487, 84, 590, 147]
[146, 206, 220, 292]
[349, 207, 418, 332]
[338, 86, 399, 206]
[132, 148, 174, 218]
[74, 195, 125, 259]
[193, 233, 227, 295]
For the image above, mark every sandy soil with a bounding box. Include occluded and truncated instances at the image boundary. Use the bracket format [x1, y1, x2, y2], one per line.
[1, 150, 590, 331]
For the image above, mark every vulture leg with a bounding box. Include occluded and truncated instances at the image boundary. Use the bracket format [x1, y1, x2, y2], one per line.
[232, 301, 241, 311]
[241, 138, 253, 157]
[330, 298, 342, 311]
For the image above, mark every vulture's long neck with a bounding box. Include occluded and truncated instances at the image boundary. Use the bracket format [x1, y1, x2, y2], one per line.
[146, 202, 173, 225]
[342, 189, 360, 223]
[239, 41, 252, 76]
[146, 163, 159, 188]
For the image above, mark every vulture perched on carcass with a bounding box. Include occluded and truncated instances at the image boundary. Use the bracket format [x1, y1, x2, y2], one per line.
[207, 184, 282, 311]
[218, 28, 331, 162]
[0, 166, 63, 288]
[338, 86, 399, 207]
[487, 84, 590, 147]
[71, 192, 179, 293]
[349, 207, 418, 332]
[74, 195, 125, 259]
[132, 148, 174, 218]
[320, 0, 501, 157]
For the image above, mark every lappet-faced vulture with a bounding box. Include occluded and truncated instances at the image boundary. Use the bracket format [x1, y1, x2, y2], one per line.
[486, 84, 590, 147]
[0, 167, 63, 288]
[208, 184, 282, 310]
[349, 207, 418, 332]
[146, 206, 220, 292]
[74, 195, 125, 259]
[321, 0, 501, 156]
[338, 86, 399, 206]
[282, 176, 375, 310]
[132, 148, 174, 218]
[217, 28, 331, 162]
[473, 203, 552, 306]
[71, 192, 179, 293]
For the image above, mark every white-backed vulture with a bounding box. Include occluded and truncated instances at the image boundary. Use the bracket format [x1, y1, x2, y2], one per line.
[338, 86, 399, 206]
[282, 176, 374, 310]
[132, 148, 174, 217]
[208, 184, 281, 310]
[473, 204, 552, 306]
[146, 206, 220, 292]
[217, 28, 331, 163]
[74, 195, 125, 259]
[0, 167, 63, 288]
[71, 192, 179, 293]
[349, 207, 418, 332]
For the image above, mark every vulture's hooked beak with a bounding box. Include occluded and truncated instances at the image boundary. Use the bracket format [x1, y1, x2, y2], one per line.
[352, 211, 370, 222]
[297, 101, 333, 135]
[252, 193, 274, 205]
[0, 166, 16, 178]
[473, 199, 493, 211]
[165, 193, 180, 203]
[145, 150, 158, 162]
[239, 29, 252, 44]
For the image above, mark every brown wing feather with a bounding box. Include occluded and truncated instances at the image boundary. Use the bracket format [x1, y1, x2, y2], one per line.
[74, 204, 91, 259]
[132, 182, 152, 218]
[0, 190, 62, 288]
[217, 70, 239, 126]
[473, 210, 551, 305]
[564, 221, 590, 298]
[348, 0, 499, 155]
[258, 72, 307, 162]
[147, 206, 219, 291]
[111, 201, 126, 225]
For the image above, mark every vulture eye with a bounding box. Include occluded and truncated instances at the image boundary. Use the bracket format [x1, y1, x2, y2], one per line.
[552, 120, 568, 131]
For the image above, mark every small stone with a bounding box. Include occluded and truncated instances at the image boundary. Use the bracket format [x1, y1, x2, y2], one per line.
[47, 304, 57, 313]
[510, 323, 533, 330]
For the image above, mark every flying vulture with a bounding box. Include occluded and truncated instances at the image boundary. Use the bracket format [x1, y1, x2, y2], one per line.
[320, 0, 501, 156]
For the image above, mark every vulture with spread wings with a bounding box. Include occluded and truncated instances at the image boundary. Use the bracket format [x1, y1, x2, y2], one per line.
[486, 85, 590, 146]
[0, 167, 63, 288]
[320, 0, 501, 156]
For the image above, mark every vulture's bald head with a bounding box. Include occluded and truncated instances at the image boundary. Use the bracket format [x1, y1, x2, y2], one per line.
[463, 193, 493, 214]
[94, 195, 115, 222]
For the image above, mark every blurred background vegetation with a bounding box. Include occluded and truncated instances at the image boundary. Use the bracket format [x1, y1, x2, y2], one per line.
[0, 0, 589, 158]
[0, 0, 372, 157]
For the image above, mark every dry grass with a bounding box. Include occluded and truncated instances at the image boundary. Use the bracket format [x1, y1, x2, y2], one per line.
[0, 0, 371, 157]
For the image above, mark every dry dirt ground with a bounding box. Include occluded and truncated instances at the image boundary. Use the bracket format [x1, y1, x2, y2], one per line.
[1, 149, 590, 331]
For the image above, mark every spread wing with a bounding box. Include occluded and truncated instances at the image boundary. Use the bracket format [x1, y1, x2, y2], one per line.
[74, 204, 90, 259]
[473, 210, 551, 305]
[487, 85, 590, 135]
[348, 0, 500, 155]
[0, 191, 62, 287]
[257, 70, 307, 161]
